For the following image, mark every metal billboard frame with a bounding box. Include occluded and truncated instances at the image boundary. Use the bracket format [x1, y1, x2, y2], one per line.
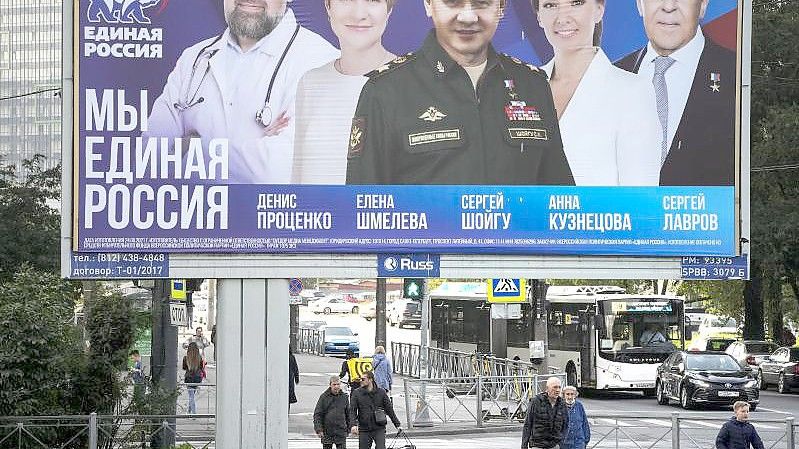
[60, 0, 752, 280]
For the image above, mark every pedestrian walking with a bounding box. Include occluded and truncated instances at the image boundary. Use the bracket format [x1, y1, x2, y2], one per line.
[314, 376, 352, 449]
[340, 350, 360, 392]
[182, 342, 205, 414]
[350, 371, 401, 449]
[183, 326, 211, 358]
[289, 346, 300, 411]
[716, 401, 765, 449]
[371, 346, 393, 394]
[210, 324, 217, 363]
[521, 377, 569, 449]
[129, 350, 145, 405]
[561, 386, 590, 449]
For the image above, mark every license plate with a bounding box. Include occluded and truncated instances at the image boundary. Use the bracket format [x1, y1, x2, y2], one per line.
[633, 383, 655, 388]
[718, 391, 739, 397]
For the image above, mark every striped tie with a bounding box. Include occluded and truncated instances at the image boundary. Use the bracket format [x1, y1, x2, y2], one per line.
[653, 56, 676, 165]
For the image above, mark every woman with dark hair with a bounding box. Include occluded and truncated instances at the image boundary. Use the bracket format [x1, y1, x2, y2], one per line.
[182, 342, 204, 414]
[534, 0, 660, 186]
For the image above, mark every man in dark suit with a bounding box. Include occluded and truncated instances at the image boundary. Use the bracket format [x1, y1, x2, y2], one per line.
[616, 0, 736, 186]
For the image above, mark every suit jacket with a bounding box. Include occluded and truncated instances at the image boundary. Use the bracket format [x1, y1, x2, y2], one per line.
[615, 38, 736, 186]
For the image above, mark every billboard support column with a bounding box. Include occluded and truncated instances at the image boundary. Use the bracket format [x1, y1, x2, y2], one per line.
[375, 278, 387, 349]
[150, 279, 176, 448]
[217, 279, 289, 449]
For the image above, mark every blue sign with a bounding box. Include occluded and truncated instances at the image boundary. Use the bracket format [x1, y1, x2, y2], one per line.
[492, 279, 522, 297]
[289, 278, 303, 295]
[71, 252, 169, 279]
[378, 254, 440, 278]
[680, 255, 749, 280]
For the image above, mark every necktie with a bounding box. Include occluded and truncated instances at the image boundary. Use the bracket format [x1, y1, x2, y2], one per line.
[652, 56, 676, 165]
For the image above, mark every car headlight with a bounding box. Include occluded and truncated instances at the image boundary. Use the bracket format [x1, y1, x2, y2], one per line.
[745, 380, 758, 388]
[691, 379, 711, 388]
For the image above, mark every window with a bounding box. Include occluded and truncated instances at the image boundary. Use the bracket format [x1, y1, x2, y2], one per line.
[547, 302, 584, 351]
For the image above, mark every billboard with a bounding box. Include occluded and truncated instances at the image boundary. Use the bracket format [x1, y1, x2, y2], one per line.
[71, 0, 744, 256]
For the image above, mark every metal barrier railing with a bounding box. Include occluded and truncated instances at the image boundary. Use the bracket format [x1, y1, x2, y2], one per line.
[0, 414, 215, 449]
[402, 373, 567, 428]
[176, 382, 216, 415]
[391, 342, 541, 380]
[297, 328, 325, 355]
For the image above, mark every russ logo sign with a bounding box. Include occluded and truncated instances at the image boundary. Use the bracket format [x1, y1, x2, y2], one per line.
[87, 0, 167, 24]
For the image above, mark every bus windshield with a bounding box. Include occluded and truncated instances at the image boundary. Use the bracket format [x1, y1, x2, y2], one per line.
[597, 298, 683, 354]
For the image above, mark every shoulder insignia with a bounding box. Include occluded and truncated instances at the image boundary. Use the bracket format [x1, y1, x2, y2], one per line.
[366, 52, 417, 79]
[500, 53, 540, 72]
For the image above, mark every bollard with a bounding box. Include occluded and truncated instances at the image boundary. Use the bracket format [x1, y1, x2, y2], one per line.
[786, 417, 795, 449]
[88, 412, 98, 449]
[404, 379, 412, 429]
[671, 412, 680, 449]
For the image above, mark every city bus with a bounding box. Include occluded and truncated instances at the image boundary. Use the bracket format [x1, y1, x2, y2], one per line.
[429, 284, 688, 394]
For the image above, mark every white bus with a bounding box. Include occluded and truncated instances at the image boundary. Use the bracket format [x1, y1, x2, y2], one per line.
[547, 286, 687, 394]
[429, 284, 687, 394]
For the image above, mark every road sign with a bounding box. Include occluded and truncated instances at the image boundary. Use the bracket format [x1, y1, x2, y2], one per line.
[169, 302, 188, 326]
[680, 255, 749, 280]
[491, 303, 522, 319]
[403, 278, 424, 300]
[171, 279, 186, 300]
[377, 254, 440, 278]
[289, 278, 303, 296]
[486, 278, 526, 303]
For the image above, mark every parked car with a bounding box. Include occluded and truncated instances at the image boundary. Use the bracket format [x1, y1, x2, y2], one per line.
[299, 320, 327, 330]
[689, 337, 736, 352]
[758, 346, 799, 393]
[359, 301, 377, 321]
[387, 299, 421, 329]
[298, 290, 327, 306]
[309, 296, 360, 315]
[321, 326, 359, 357]
[726, 340, 778, 369]
[655, 351, 759, 410]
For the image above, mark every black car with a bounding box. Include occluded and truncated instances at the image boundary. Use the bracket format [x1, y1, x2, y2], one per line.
[655, 351, 759, 410]
[758, 346, 799, 394]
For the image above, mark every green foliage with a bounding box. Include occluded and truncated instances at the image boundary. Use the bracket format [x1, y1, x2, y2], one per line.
[0, 267, 78, 416]
[677, 280, 745, 322]
[0, 156, 61, 281]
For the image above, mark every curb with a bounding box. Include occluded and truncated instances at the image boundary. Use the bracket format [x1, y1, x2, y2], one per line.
[402, 424, 522, 438]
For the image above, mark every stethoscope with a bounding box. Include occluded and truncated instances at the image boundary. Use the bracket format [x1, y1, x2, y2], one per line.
[173, 24, 301, 128]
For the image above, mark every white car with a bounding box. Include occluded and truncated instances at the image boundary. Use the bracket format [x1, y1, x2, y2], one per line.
[309, 297, 359, 315]
[359, 301, 377, 321]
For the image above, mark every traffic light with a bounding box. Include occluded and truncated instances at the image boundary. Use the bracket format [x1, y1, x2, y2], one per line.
[403, 278, 423, 300]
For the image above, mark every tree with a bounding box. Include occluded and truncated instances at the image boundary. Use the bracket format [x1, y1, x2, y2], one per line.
[0, 156, 61, 281]
[745, 0, 799, 338]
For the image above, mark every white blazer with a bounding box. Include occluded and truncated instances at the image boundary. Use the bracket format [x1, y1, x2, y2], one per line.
[543, 49, 661, 186]
[145, 9, 338, 184]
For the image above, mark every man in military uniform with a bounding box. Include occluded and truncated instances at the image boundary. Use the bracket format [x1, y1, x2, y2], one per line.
[345, 0, 573, 185]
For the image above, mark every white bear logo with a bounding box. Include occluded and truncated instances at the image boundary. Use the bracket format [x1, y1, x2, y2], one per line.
[87, 0, 162, 24]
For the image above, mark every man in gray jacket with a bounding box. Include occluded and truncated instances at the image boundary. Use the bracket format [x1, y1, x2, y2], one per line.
[522, 377, 569, 449]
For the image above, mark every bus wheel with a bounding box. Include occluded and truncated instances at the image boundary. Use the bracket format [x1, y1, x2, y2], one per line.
[566, 363, 578, 387]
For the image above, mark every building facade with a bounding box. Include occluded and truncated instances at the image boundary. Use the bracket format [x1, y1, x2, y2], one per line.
[0, 0, 62, 178]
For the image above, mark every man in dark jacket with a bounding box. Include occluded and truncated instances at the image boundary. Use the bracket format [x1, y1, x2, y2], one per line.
[522, 377, 569, 449]
[716, 401, 765, 449]
[350, 371, 401, 449]
[314, 377, 352, 449]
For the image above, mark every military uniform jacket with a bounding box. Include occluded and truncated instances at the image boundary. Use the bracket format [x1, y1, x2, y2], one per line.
[346, 31, 574, 185]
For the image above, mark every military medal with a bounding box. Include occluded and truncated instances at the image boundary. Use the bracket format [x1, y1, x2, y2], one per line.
[710, 72, 721, 92]
[504, 79, 519, 99]
[505, 101, 541, 121]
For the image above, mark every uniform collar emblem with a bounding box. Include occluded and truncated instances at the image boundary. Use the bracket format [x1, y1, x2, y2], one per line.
[419, 106, 447, 122]
[350, 124, 363, 149]
[436, 61, 446, 73]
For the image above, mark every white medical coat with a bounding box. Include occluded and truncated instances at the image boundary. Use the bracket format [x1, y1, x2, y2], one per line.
[145, 9, 338, 184]
[543, 49, 661, 186]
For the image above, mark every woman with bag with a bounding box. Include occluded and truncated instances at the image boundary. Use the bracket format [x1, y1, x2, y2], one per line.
[349, 371, 401, 449]
[371, 346, 393, 395]
[182, 342, 204, 414]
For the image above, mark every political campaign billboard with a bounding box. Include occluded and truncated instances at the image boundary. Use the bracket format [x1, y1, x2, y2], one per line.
[71, 0, 745, 256]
